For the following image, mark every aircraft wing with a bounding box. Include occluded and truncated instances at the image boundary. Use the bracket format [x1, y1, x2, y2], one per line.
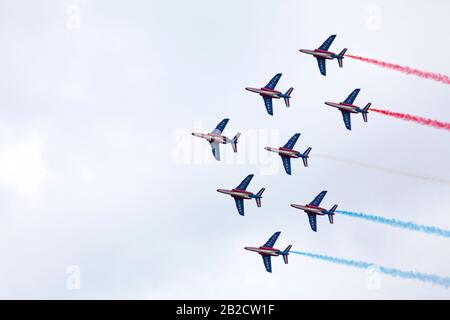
[211, 118, 229, 135]
[316, 57, 327, 76]
[309, 190, 327, 206]
[210, 142, 221, 161]
[236, 174, 254, 190]
[281, 156, 292, 175]
[264, 73, 282, 90]
[262, 255, 272, 273]
[341, 110, 352, 130]
[262, 96, 273, 115]
[318, 34, 336, 51]
[234, 197, 245, 216]
[263, 231, 281, 248]
[283, 133, 300, 149]
[343, 89, 360, 105]
[307, 213, 318, 232]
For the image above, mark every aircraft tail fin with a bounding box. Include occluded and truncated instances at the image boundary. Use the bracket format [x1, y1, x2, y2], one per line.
[230, 132, 241, 152]
[255, 187, 265, 207]
[362, 103, 371, 122]
[302, 147, 312, 167]
[282, 245, 292, 264]
[337, 48, 347, 68]
[283, 87, 294, 108]
[328, 204, 338, 224]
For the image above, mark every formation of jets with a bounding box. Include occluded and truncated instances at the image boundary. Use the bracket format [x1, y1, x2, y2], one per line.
[192, 35, 376, 273]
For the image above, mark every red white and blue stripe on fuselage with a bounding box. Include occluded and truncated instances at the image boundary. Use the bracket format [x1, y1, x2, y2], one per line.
[264, 133, 311, 175]
[324, 89, 371, 130]
[244, 232, 292, 273]
[299, 34, 346, 76]
[217, 174, 265, 216]
[245, 73, 293, 115]
[290, 191, 337, 232]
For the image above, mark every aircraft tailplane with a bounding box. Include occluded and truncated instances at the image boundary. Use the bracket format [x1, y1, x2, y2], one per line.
[282, 245, 292, 264]
[255, 187, 265, 207]
[302, 157, 308, 167]
[328, 204, 338, 224]
[302, 147, 312, 167]
[230, 132, 241, 152]
[283, 87, 294, 108]
[337, 48, 347, 68]
[362, 103, 371, 122]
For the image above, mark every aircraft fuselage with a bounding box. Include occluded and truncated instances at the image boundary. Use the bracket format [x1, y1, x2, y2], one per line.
[245, 87, 282, 99]
[324, 102, 361, 113]
[192, 132, 229, 144]
[244, 246, 281, 256]
[299, 49, 336, 60]
[290, 204, 326, 216]
[265, 147, 301, 158]
[217, 188, 253, 199]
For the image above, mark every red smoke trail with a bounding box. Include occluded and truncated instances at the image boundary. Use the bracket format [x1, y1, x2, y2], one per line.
[371, 108, 450, 131]
[345, 54, 450, 85]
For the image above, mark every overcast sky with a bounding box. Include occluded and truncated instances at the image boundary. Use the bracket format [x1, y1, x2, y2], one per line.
[0, 0, 449, 299]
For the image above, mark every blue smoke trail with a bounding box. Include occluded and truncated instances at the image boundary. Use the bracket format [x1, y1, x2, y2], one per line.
[336, 210, 450, 238]
[291, 251, 450, 288]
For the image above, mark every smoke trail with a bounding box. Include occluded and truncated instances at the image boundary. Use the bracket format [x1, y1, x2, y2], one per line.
[370, 108, 450, 131]
[291, 250, 450, 288]
[345, 54, 450, 85]
[336, 210, 450, 238]
[315, 153, 450, 187]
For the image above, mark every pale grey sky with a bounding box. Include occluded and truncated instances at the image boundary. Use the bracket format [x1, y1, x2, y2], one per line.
[0, 0, 449, 299]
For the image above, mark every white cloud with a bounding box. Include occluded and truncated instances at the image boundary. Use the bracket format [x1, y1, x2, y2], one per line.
[0, 133, 47, 201]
